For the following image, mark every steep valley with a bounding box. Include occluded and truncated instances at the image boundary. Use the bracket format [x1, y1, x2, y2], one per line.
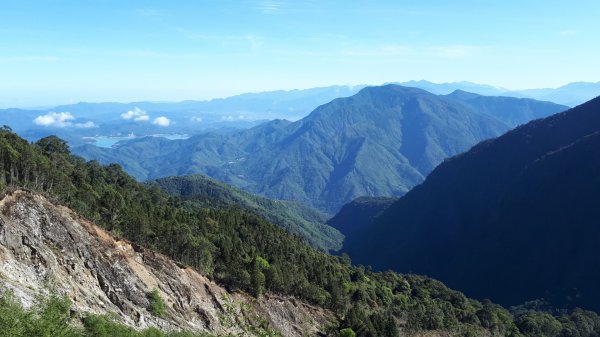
[342, 95, 600, 311]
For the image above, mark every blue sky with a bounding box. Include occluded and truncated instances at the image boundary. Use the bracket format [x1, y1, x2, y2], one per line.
[1, 0, 599, 107]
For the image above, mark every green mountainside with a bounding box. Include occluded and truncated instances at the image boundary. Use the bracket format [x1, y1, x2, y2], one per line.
[446, 90, 568, 127]
[74, 85, 568, 213]
[3, 128, 600, 336]
[342, 95, 600, 311]
[153, 174, 343, 252]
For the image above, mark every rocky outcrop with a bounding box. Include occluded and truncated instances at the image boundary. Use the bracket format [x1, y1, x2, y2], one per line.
[0, 189, 334, 336]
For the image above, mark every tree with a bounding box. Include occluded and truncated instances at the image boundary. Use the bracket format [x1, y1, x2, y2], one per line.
[36, 136, 70, 156]
[340, 327, 356, 337]
[251, 256, 270, 297]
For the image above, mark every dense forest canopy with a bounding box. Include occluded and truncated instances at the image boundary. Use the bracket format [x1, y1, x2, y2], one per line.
[153, 174, 343, 252]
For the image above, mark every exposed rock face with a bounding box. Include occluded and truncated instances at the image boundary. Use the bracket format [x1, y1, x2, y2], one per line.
[0, 189, 334, 336]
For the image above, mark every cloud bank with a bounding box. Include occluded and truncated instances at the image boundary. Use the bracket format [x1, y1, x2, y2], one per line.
[33, 112, 96, 128]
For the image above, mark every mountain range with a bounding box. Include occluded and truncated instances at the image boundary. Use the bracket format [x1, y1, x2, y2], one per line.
[1, 90, 600, 336]
[74, 85, 567, 213]
[2, 81, 597, 150]
[514, 81, 600, 107]
[341, 95, 600, 311]
[0, 85, 363, 146]
[399, 80, 600, 107]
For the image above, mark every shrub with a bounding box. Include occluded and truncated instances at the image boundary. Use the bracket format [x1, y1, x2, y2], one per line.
[340, 327, 356, 337]
[148, 289, 167, 317]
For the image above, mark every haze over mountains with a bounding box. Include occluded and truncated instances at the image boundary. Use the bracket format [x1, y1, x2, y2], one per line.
[514, 82, 600, 107]
[1, 80, 596, 149]
[342, 96, 600, 311]
[401, 80, 600, 107]
[74, 84, 567, 213]
[0, 85, 363, 146]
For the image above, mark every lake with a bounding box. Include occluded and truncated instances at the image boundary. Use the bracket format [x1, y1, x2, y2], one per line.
[86, 134, 190, 148]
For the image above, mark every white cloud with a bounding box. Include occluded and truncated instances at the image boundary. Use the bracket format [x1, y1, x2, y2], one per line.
[34, 112, 73, 127]
[121, 107, 149, 121]
[153, 116, 171, 126]
[33, 112, 96, 128]
[191, 117, 203, 122]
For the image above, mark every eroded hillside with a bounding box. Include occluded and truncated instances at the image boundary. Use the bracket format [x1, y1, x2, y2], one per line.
[0, 189, 334, 336]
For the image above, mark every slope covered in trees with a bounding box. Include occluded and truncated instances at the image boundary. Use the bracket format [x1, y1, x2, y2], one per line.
[343, 96, 600, 311]
[2, 128, 600, 336]
[74, 85, 566, 213]
[153, 174, 343, 252]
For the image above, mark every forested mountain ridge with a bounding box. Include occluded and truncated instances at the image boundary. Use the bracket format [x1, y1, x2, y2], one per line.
[153, 174, 343, 252]
[74, 85, 568, 213]
[445, 90, 569, 127]
[342, 95, 600, 311]
[3, 129, 600, 336]
[324, 90, 567, 232]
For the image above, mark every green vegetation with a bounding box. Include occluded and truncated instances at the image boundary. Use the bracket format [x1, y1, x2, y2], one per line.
[148, 289, 167, 317]
[339, 328, 356, 337]
[1, 128, 600, 336]
[0, 290, 211, 337]
[83, 314, 212, 337]
[153, 174, 343, 252]
[0, 290, 81, 337]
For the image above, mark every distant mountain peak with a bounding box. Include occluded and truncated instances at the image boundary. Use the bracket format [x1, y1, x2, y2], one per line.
[446, 89, 482, 100]
[77, 84, 542, 213]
